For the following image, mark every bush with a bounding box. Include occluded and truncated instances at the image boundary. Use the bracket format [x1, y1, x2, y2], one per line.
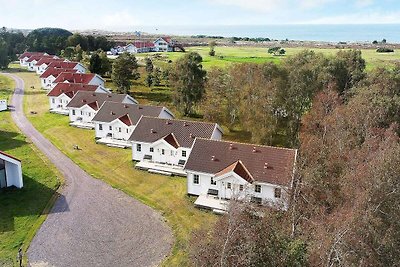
[376, 47, 394, 53]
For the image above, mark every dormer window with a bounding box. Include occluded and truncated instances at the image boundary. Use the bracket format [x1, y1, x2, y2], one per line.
[255, 185, 261, 193]
[274, 188, 281, 198]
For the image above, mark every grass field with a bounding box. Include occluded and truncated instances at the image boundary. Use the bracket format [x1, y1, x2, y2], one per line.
[0, 74, 60, 267]
[135, 46, 400, 71]
[14, 67, 217, 266]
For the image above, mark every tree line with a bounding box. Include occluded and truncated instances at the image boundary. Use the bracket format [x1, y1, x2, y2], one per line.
[184, 51, 400, 266]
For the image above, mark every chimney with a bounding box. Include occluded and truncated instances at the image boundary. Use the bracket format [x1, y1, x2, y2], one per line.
[252, 147, 257, 153]
[110, 111, 115, 115]
[165, 120, 171, 125]
[124, 104, 128, 108]
[107, 95, 112, 98]
[264, 163, 268, 169]
[190, 133, 194, 138]
[183, 122, 188, 126]
[229, 143, 233, 150]
[82, 99, 86, 103]
[92, 93, 96, 96]
[211, 156, 215, 161]
[150, 128, 156, 134]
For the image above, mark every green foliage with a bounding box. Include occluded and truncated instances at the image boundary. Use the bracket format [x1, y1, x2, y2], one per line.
[146, 73, 153, 87]
[153, 67, 161, 86]
[88, 51, 111, 76]
[111, 52, 139, 94]
[209, 41, 216, 56]
[169, 52, 206, 115]
[0, 27, 26, 61]
[26, 28, 72, 54]
[376, 47, 394, 53]
[67, 33, 114, 52]
[145, 57, 154, 73]
[268, 47, 286, 56]
[0, 38, 9, 69]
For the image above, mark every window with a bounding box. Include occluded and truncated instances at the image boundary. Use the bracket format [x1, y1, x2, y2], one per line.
[44, 79, 46, 83]
[52, 98, 55, 103]
[118, 127, 122, 133]
[88, 112, 91, 117]
[274, 188, 282, 198]
[161, 149, 165, 155]
[182, 150, 187, 157]
[227, 183, 232, 189]
[126, 129, 129, 134]
[136, 144, 142, 152]
[211, 177, 216, 185]
[170, 151, 174, 156]
[193, 174, 199, 184]
[81, 111, 83, 115]
[99, 124, 103, 130]
[109, 126, 112, 131]
[72, 110, 76, 115]
[239, 185, 244, 191]
[150, 147, 154, 153]
[255, 185, 262, 193]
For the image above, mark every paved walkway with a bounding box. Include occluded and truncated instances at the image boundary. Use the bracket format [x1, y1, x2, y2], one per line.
[5, 73, 173, 267]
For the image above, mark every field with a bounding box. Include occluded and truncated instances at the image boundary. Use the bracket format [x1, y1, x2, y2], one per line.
[0, 74, 60, 266]
[133, 46, 400, 71]
[14, 67, 217, 266]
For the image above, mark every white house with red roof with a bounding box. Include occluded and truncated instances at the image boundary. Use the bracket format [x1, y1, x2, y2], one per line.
[66, 91, 137, 129]
[40, 68, 78, 89]
[47, 83, 110, 115]
[47, 61, 86, 73]
[19, 52, 48, 67]
[34, 58, 67, 75]
[154, 37, 173, 52]
[184, 139, 297, 212]
[26, 55, 59, 71]
[0, 151, 23, 189]
[53, 73, 105, 88]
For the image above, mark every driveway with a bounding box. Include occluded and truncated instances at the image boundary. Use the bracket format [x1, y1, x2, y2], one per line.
[5, 73, 173, 267]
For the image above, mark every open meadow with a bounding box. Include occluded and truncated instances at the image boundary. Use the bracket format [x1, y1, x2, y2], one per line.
[0, 74, 60, 267]
[14, 67, 217, 266]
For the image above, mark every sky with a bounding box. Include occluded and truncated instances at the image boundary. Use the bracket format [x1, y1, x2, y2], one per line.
[1, 0, 400, 32]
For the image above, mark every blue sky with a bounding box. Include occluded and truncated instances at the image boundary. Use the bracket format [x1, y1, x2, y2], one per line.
[1, 0, 400, 31]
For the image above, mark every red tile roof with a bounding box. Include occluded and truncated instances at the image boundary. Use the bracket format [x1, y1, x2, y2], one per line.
[47, 61, 80, 69]
[47, 83, 99, 98]
[34, 58, 64, 67]
[66, 92, 129, 110]
[131, 41, 155, 48]
[0, 150, 21, 162]
[163, 133, 180, 149]
[40, 68, 78, 79]
[185, 139, 297, 186]
[118, 114, 133, 126]
[26, 55, 56, 63]
[53, 73, 97, 84]
[215, 160, 254, 183]
[18, 52, 47, 60]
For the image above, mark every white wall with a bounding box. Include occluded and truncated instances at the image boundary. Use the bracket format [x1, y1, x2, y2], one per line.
[89, 76, 105, 87]
[74, 64, 87, 73]
[41, 76, 56, 90]
[132, 140, 190, 166]
[0, 100, 7, 111]
[49, 94, 71, 110]
[5, 160, 23, 188]
[186, 170, 288, 208]
[27, 61, 38, 71]
[69, 105, 96, 123]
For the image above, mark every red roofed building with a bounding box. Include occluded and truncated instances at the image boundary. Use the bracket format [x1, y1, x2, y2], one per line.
[26, 55, 59, 71]
[53, 73, 105, 87]
[19, 52, 48, 66]
[40, 68, 79, 89]
[47, 61, 86, 73]
[185, 139, 297, 211]
[34, 58, 67, 75]
[47, 83, 110, 115]
[154, 37, 174, 52]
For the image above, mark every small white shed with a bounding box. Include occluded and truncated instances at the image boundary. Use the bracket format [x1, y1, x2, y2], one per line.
[0, 100, 7, 112]
[0, 151, 23, 189]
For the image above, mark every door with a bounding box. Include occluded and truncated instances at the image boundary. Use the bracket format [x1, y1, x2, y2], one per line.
[0, 159, 6, 188]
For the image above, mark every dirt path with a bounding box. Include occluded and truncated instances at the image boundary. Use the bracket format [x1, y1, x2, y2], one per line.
[5, 73, 173, 267]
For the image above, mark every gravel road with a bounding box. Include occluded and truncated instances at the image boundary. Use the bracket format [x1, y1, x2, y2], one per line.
[5, 73, 173, 267]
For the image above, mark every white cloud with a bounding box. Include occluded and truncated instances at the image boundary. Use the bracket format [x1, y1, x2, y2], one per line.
[304, 10, 400, 24]
[102, 11, 140, 29]
[355, 0, 374, 7]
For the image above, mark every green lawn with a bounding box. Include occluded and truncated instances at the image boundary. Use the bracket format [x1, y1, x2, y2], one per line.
[0, 74, 60, 267]
[15, 68, 217, 266]
[135, 46, 400, 71]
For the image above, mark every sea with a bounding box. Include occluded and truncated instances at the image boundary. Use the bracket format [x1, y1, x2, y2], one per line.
[135, 24, 400, 43]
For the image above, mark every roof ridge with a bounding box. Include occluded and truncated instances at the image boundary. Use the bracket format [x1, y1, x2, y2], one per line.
[194, 137, 297, 152]
[141, 116, 217, 126]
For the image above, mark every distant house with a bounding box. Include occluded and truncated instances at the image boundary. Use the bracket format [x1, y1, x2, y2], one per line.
[47, 61, 86, 73]
[154, 37, 173, 52]
[34, 58, 67, 75]
[26, 55, 59, 71]
[47, 83, 110, 115]
[0, 151, 23, 189]
[92, 102, 173, 146]
[40, 68, 78, 90]
[18, 52, 48, 67]
[66, 91, 137, 129]
[130, 117, 223, 175]
[185, 139, 297, 212]
[0, 100, 7, 112]
[110, 41, 155, 55]
[53, 73, 105, 88]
